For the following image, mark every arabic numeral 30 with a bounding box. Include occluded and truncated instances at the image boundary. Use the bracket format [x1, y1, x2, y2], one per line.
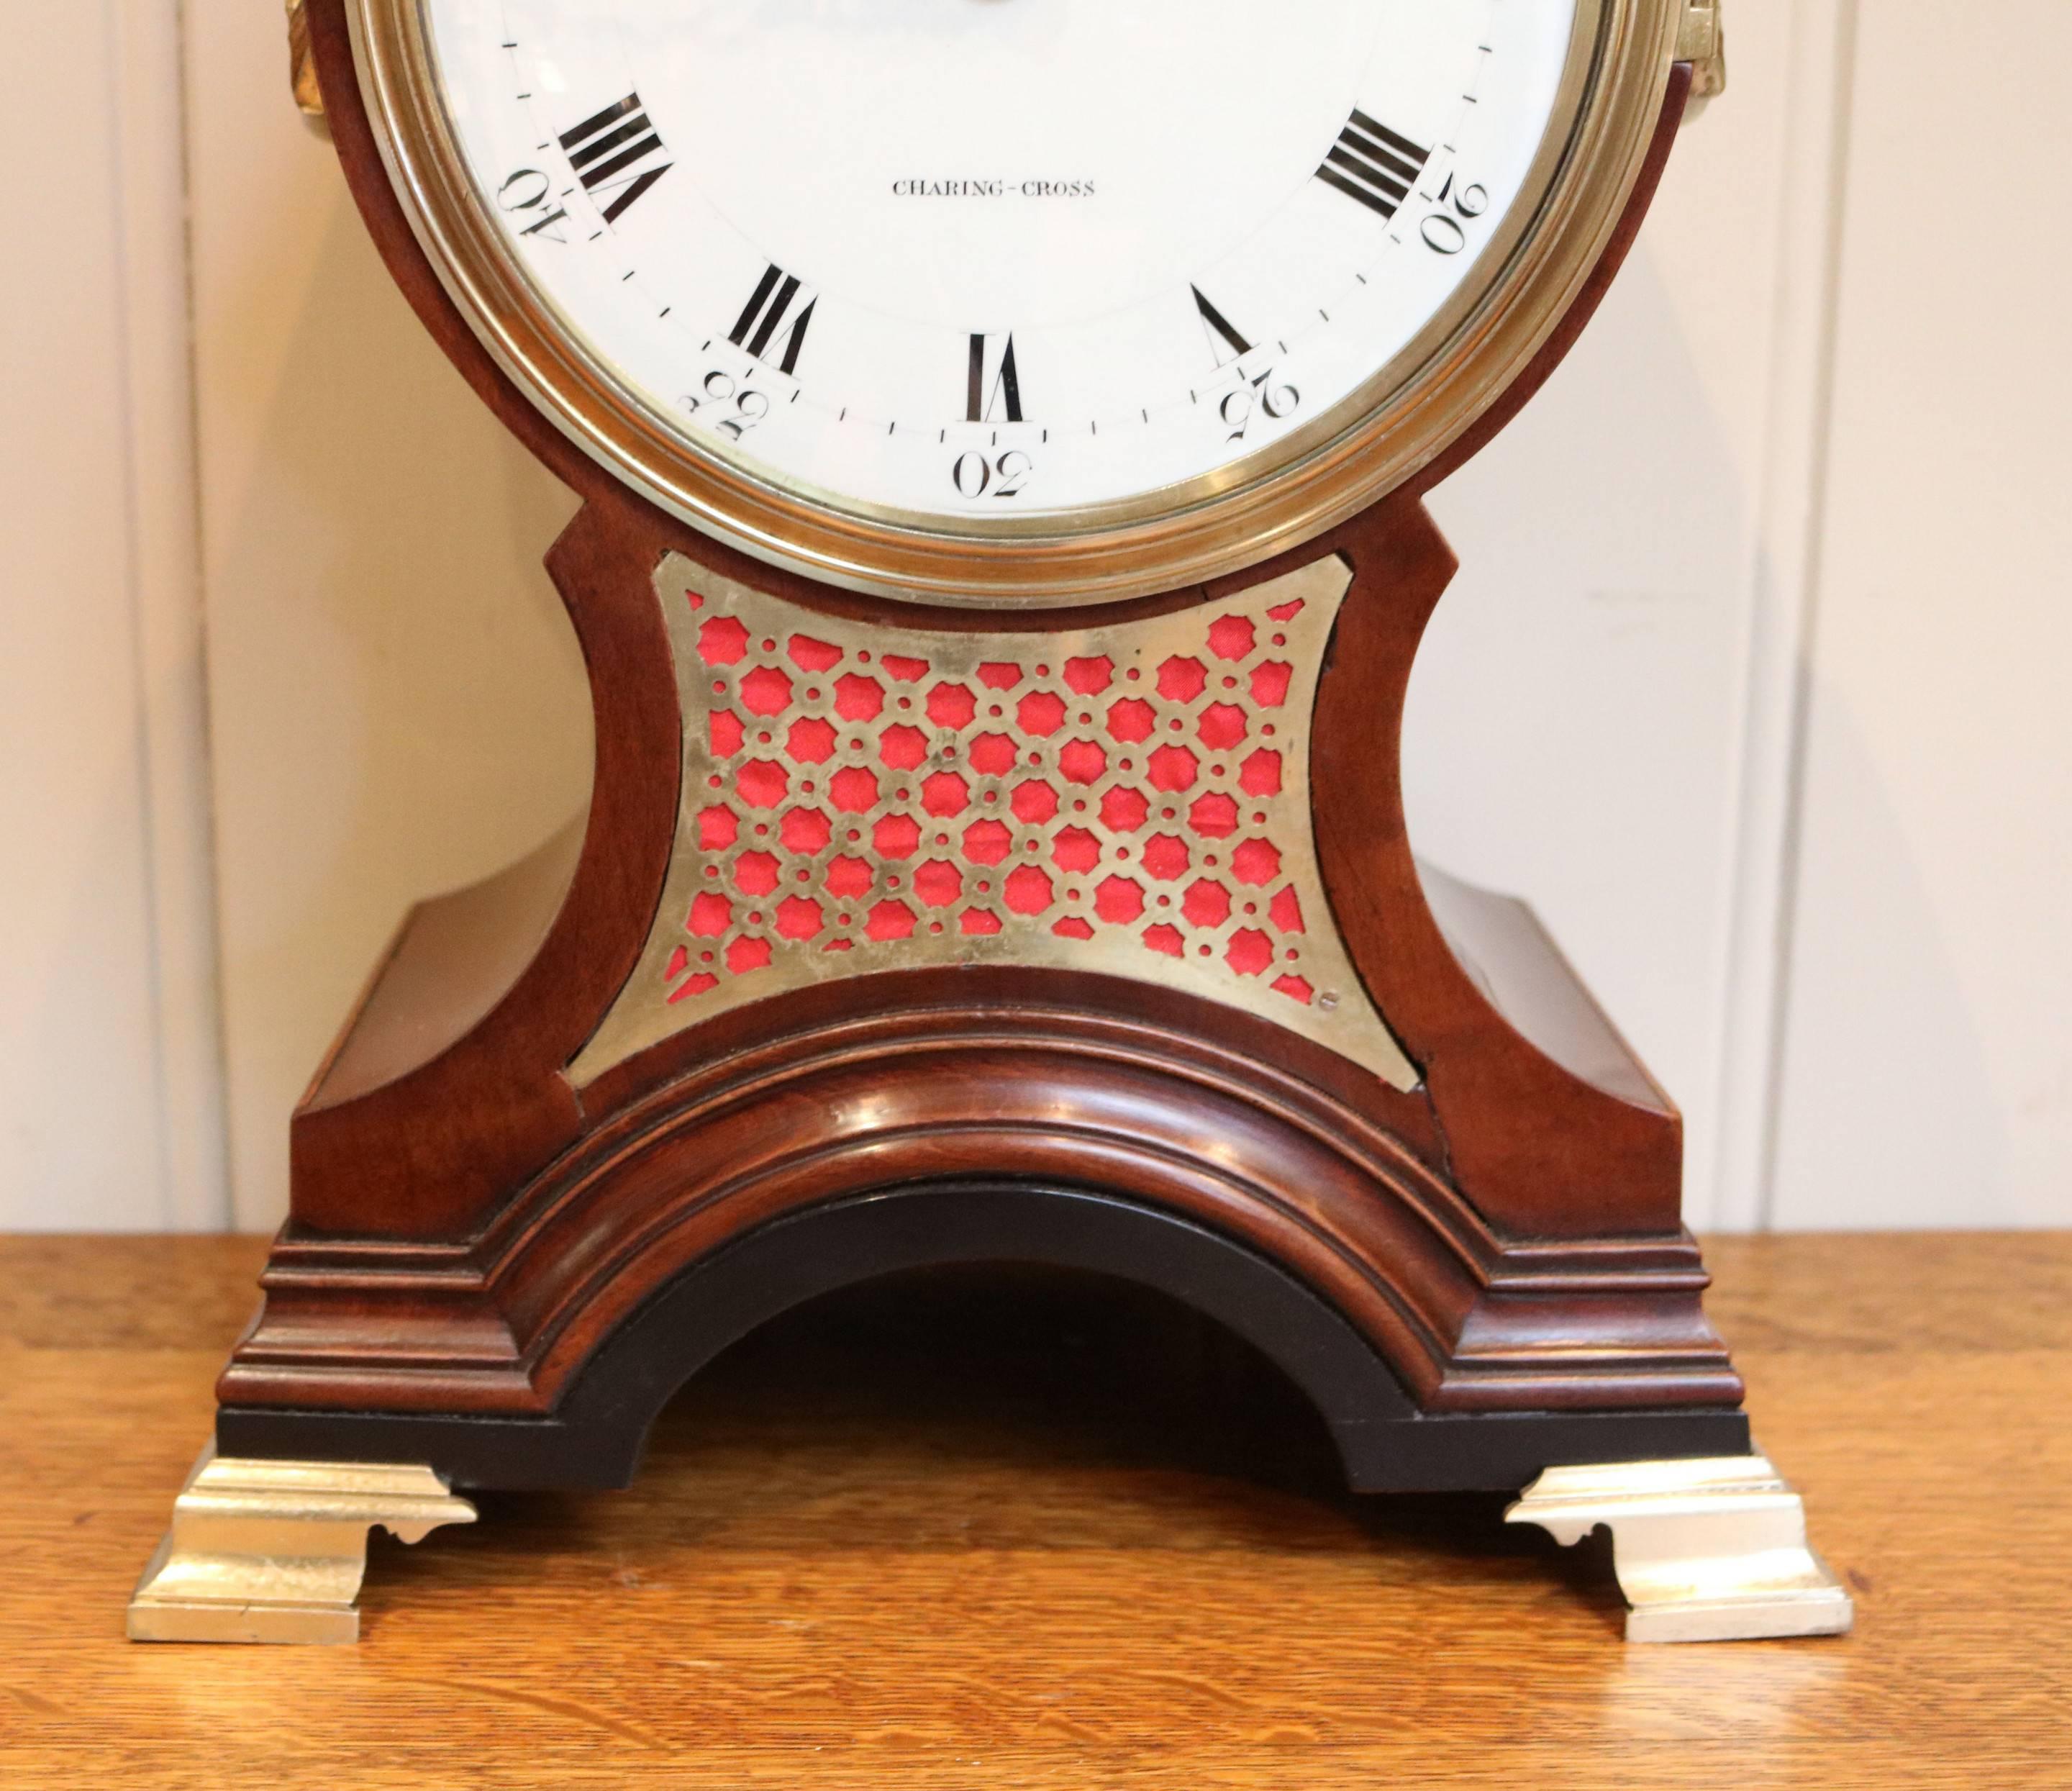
[952, 449, 1032, 498]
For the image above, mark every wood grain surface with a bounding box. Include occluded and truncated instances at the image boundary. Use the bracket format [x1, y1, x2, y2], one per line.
[2, 1232, 2067, 1788]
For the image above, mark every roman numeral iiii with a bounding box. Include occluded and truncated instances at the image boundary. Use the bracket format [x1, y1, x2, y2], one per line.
[1314, 110, 1431, 221]
[559, 94, 672, 225]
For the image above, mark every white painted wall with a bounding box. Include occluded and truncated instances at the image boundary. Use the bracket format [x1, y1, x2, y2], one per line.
[1769, 1, 2072, 1228]
[4, 2, 2066, 1233]
[0, 0, 224, 1229]
[180, 2, 591, 1230]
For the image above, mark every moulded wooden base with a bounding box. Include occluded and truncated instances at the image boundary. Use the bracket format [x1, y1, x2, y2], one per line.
[220, 848, 1747, 1499]
[221, 1183, 1748, 1493]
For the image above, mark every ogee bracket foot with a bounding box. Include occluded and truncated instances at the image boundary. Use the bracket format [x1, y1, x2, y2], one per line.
[1506, 1452, 1854, 1643]
[127, 1443, 476, 1644]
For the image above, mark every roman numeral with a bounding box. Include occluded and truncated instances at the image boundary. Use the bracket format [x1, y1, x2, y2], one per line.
[1314, 109, 1430, 221]
[729, 263, 817, 375]
[1191, 286, 1253, 368]
[558, 93, 672, 225]
[967, 333, 1023, 423]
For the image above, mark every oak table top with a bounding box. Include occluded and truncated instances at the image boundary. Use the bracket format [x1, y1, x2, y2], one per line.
[1, 1231, 2066, 1789]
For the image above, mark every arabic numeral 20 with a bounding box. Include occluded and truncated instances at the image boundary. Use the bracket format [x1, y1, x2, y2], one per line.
[951, 450, 1032, 498]
[681, 370, 768, 440]
[1421, 174, 1490, 255]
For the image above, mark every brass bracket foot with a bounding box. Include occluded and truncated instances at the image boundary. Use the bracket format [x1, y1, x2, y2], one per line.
[128, 1444, 476, 1644]
[1506, 1453, 1854, 1643]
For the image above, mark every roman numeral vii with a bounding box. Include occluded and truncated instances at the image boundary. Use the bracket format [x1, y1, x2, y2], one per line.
[558, 93, 672, 225]
[1314, 110, 1431, 221]
[729, 263, 817, 375]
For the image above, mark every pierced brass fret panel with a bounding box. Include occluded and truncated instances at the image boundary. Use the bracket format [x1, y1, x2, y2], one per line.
[571, 554, 1417, 1089]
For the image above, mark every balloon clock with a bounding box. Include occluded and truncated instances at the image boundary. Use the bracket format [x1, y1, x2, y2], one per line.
[130, 0, 1850, 1644]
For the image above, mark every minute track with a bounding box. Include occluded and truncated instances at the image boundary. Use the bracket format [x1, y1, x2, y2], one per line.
[399, 0, 1603, 580]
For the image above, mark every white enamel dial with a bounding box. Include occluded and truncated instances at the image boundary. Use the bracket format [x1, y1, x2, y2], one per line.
[422, 0, 1581, 528]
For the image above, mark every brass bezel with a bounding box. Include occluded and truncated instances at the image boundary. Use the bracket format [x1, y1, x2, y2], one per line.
[348, 0, 1681, 606]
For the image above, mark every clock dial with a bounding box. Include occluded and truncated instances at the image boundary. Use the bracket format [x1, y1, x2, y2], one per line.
[422, 0, 1582, 529]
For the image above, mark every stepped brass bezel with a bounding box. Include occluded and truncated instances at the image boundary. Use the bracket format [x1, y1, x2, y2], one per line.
[347, 0, 1682, 606]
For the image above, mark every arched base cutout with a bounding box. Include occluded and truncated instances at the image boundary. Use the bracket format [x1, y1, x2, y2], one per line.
[220, 1183, 1747, 1492]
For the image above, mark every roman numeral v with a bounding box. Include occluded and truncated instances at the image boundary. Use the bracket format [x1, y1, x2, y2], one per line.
[1191, 286, 1253, 368]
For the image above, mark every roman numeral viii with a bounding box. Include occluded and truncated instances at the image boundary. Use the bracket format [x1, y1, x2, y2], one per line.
[967, 333, 1023, 423]
[1315, 110, 1430, 221]
[730, 263, 817, 375]
[559, 94, 672, 225]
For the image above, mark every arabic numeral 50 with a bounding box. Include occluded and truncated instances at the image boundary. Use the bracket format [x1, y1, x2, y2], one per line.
[681, 370, 768, 440]
[952, 449, 1032, 498]
[1421, 175, 1490, 255]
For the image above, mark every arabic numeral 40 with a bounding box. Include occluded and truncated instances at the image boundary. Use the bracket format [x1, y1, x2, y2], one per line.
[495, 168, 570, 242]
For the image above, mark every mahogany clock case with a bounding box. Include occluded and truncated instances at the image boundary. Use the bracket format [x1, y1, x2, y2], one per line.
[217, 6, 1744, 1500]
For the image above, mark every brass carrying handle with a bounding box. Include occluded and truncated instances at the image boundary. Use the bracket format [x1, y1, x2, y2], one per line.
[288, 0, 325, 119]
[1679, 0, 1728, 104]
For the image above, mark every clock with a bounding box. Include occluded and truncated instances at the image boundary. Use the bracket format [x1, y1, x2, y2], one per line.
[357, 0, 1678, 600]
[131, 0, 1853, 1648]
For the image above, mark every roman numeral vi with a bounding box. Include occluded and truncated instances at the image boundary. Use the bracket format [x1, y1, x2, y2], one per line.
[559, 94, 672, 225]
[967, 333, 1023, 423]
[1315, 110, 1431, 221]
